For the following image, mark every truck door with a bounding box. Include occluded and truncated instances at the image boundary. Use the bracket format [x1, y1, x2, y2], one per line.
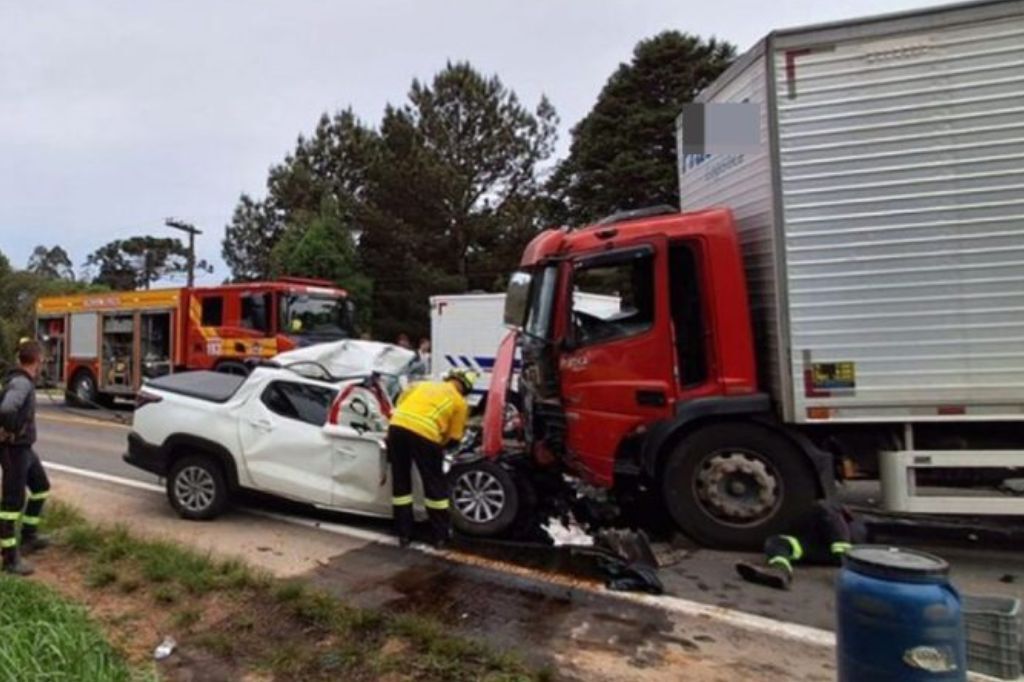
[558, 241, 675, 486]
[237, 379, 337, 505]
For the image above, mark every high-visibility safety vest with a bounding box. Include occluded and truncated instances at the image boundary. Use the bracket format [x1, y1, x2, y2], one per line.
[390, 381, 469, 446]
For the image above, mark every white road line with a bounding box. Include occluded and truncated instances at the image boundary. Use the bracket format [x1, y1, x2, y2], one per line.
[39, 413, 131, 430]
[46, 459, 1004, 676]
[250, 510, 399, 546]
[46, 462, 164, 493]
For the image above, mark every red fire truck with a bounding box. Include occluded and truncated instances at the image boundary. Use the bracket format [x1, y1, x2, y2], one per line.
[36, 278, 354, 406]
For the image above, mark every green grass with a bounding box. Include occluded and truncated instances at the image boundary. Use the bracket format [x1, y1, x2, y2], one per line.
[172, 607, 202, 630]
[39, 501, 542, 681]
[0, 575, 142, 682]
[86, 562, 119, 589]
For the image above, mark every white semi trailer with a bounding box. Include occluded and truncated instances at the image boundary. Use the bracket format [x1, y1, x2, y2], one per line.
[678, 0, 1024, 515]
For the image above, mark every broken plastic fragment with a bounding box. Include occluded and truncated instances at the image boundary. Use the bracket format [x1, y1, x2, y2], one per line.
[154, 636, 177, 661]
[543, 515, 595, 547]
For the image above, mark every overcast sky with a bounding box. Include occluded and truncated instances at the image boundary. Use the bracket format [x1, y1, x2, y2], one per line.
[1, 0, 937, 284]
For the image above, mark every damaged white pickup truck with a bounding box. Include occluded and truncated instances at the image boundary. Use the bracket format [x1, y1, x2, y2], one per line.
[124, 341, 516, 535]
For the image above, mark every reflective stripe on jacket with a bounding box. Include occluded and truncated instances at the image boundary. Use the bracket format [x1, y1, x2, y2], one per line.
[390, 381, 468, 446]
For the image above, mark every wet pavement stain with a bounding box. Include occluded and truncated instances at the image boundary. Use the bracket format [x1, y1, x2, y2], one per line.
[305, 542, 707, 676]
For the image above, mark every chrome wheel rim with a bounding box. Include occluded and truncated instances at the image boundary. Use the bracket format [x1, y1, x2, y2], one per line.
[452, 469, 507, 524]
[694, 450, 782, 527]
[77, 377, 94, 402]
[174, 466, 217, 512]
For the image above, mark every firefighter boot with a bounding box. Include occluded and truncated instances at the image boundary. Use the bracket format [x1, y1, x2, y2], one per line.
[2, 547, 35, 577]
[21, 532, 52, 554]
[735, 560, 792, 590]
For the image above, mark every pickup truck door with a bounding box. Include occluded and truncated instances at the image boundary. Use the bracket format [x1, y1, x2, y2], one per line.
[321, 424, 392, 515]
[237, 379, 338, 505]
[322, 384, 421, 517]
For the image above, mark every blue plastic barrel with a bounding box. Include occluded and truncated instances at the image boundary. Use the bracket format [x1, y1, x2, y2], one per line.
[837, 546, 966, 682]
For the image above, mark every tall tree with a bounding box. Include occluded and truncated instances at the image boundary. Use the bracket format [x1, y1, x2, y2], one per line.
[549, 32, 734, 225]
[0, 250, 100, 368]
[222, 195, 281, 282]
[27, 245, 74, 281]
[360, 62, 557, 340]
[270, 199, 372, 329]
[85, 237, 212, 290]
[223, 110, 378, 282]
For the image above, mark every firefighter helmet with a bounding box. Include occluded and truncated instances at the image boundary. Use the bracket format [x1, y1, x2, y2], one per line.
[445, 369, 479, 394]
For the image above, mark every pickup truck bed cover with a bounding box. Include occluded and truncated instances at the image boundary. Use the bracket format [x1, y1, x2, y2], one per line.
[147, 371, 246, 403]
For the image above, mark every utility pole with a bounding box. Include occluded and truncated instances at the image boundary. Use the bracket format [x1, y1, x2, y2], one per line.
[165, 218, 202, 288]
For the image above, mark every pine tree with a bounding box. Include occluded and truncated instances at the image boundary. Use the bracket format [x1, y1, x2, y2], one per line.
[223, 110, 378, 282]
[360, 62, 557, 340]
[549, 32, 735, 225]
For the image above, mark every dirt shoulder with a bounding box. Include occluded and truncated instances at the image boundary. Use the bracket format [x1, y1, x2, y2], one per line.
[45, 471, 837, 681]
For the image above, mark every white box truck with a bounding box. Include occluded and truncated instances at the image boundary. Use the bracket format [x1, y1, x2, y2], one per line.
[429, 294, 508, 402]
[678, 0, 1024, 515]
[430, 292, 620, 399]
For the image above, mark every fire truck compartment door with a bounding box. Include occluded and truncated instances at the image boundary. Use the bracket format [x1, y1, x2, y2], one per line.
[70, 313, 98, 358]
[236, 379, 336, 505]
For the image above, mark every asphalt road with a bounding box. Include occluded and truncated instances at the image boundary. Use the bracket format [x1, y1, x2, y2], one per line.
[34, 400, 1024, 632]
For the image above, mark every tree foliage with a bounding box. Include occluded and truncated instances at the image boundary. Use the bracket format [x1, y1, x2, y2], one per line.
[223, 64, 556, 339]
[223, 110, 377, 282]
[27, 246, 74, 281]
[222, 195, 281, 283]
[0, 249, 102, 370]
[359, 62, 557, 340]
[269, 200, 372, 329]
[85, 237, 212, 290]
[548, 32, 735, 225]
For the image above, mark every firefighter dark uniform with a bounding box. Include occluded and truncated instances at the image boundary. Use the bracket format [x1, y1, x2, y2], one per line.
[735, 499, 867, 590]
[1, 352, 52, 576]
[387, 370, 474, 547]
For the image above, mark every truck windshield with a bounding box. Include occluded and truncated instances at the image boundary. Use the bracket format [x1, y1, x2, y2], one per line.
[279, 294, 355, 338]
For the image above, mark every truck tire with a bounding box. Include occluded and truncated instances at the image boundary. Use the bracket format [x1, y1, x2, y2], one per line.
[167, 455, 231, 521]
[448, 460, 520, 537]
[65, 370, 99, 408]
[661, 422, 816, 550]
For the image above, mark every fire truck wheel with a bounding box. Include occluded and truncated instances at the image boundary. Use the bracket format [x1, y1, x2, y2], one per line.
[662, 423, 816, 550]
[167, 455, 230, 521]
[449, 460, 520, 537]
[65, 370, 98, 408]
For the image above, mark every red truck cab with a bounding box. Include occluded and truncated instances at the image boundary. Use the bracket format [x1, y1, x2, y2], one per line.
[482, 207, 829, 548]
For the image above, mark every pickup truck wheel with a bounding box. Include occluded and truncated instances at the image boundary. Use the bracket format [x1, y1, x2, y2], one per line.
[662, 423, 816, 550]
[167, 456, 230, 521]
[449, 460, 520, 537]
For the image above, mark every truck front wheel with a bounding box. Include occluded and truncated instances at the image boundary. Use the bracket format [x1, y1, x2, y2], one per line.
[661, 423, 816, 550]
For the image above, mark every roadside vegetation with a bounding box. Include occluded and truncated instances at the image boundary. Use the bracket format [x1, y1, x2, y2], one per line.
[0, 573, 147, 682]
[35, 502, 545, 681]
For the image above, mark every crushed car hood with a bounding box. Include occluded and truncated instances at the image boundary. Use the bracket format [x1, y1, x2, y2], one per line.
[274, 340, 417, 379]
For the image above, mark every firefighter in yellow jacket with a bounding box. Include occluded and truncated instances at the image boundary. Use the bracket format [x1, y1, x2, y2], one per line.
[388, 369, 476, 548]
